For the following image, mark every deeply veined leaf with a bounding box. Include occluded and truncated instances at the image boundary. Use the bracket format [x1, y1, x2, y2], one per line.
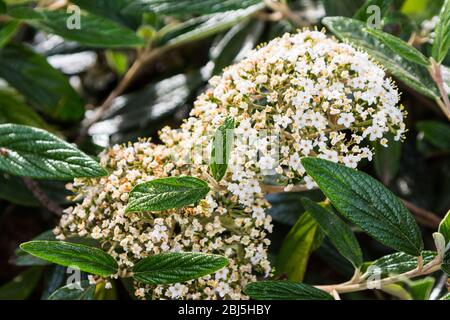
[244, 281, 334, 300]
[323, 17, 439, 99]
[131, 0, 261, 16]
[365, 27, 430, 66]
[275, 212, 323, 281]
[0, 267, 43, 300]
[0, 124, 108, 179]
[438, 210, 450, 244]
[0, 20, 19, 48]
[301, 157, 424, 256]
[126, 176, 210, 213]
[432, 0, 450, 63]
[9, 7, 144, 48]
[132, 252, 229, 285]
[20, 241, 118, 277]
[0, 44, 85, 121]
[47, 281, 95, 300]
[302, 198, 363, 268]
[417, 121, 450, 151]
[364, 251, 436, 277]
[210, 117, 234, 182]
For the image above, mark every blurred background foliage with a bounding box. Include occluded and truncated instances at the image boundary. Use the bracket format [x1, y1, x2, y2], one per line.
[0, 0, 449, 300]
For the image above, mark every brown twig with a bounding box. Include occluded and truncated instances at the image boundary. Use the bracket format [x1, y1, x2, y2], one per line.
[22, 177, 62, 216]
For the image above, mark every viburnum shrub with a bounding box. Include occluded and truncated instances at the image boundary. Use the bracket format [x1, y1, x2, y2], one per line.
[0, 0, 449, 302]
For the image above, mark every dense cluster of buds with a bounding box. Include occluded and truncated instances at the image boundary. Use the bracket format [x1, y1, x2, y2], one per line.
[56, 30, 405, 299]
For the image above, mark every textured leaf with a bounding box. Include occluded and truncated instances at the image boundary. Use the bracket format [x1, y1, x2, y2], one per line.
[417, 121, 450, 151]
[0, 91, 51, 130]
[0, 267, 43, 300]
[302, 198, 363, 268]
[0, 124, 107, 179]
[366, 27, 430, 66]
[442, 251, 450, 275]
[244, 281, 334, 300]
[132, 252, 229, 285]
[432, 0, 450, 63]
[323, 17, 439, 99]
[275, 212, 323, 281]
[126, 176, 210, 213]
[0, 44, 84, 121]
[353, 0, 393, 21]
[20, 241, 118, 277]
[364, 251, 436, 277]
[47, 281, 95, 300]
[132, 0, 261, 16]
[301, 157, 424, 256]
[0, 20, 19, 48]
[439, 210, 450, 244]
[157, 4, 264, 49]
[9, 7, 144, 48]
[210, 117, 234, 182]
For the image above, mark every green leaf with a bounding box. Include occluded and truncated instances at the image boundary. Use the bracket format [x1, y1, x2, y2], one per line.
[0, 91, 51, 130]
[157, 4, 264, 49]
[105, 50, 128, 76]
[0, 124, 107, 179]
[441, 292, 450, 300]
[14, 230, 55, 266]
[132, 252, 229, 285]
[20, 241, 118, 277]
[373, 133, 401, 185]
[244, 281, 334, 300]
[442, 250, 450, 275]
[407, 277, 435, 300]
[301, 157, 424, 256]
[432, 0, 450, 63]
[210, 117, 234, 182]
[0, 0, 5, 14]
[302, 198, 363, 269]
[126, 176, 210, 213]
[47, 280, 96, 300]
[275, 212, 323, 281]
[365, 27, 430, 66]
[0, 267, 43, 300]
[9, 7, 144, 48]
[132, 0, 261, 16]
[322, 17, 439, 99]
[439, 210, 450, 244]
[353, 0, 393, 21]
[0, 20, 19, 48]
[364, 251, 436, 277]
[417, 121, 450, 151]
[0, 44, 84, 121]
[323, 0, 365, 17]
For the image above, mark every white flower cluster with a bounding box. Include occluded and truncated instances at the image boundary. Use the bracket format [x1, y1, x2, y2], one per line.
[161, 30, 405, 205]
[420, 15, 439, 44]
[54, 141, 272, 300]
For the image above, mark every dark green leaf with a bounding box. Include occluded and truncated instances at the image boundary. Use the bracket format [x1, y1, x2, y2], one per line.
[0, 0, 5, 14]
[373, 133, 401, 185]
[275, 212, 323, 281]
[157, 4, 264, 49]
[417, 121, 450, 151]
[323, 0, 365, 17]
[9, 7, 144, 48]
[364, 251, 436, 277]
[407, 277, 435, 300]
[132, 252, 229, 285]
[432, 0, 450, 63]
[0, 267, 43, 300]
[210, 117, 234, 182]
[126, 176, 210, 213]
[0, 124, 107, 179]
[353, 0, 393, 21]
[0, 173, 39, 206]
[41, 265, 67, 300]
[0, 20, 19, 48]
[302, 198, 363, 269]
[442, 250, 450, 275]
[20, 241, 118, 277]
[439, 210, 450, 244]
[301, 157, 424, 256]
[244, 281, 334, 300]
[323, 17, 439, 99]
[0, 91, 51, 130]
[0, 44, 84, 121]
[15, 230, 55, 266]
[47, 280, 95, 300]
[366, 27, 430, 66]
